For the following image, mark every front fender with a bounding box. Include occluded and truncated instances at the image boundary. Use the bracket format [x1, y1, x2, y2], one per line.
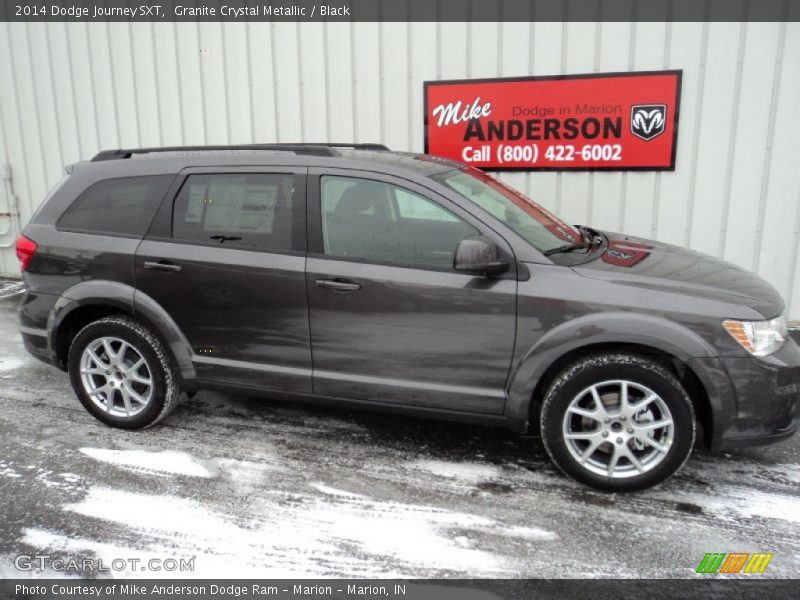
[504, 312, 719, 431]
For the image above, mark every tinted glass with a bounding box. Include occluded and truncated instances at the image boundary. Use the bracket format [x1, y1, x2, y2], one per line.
[321, 176, 478, 269]
[172, 173, 296, 252]
[433, 167, 581, 253]
[56, 175, 173, 236]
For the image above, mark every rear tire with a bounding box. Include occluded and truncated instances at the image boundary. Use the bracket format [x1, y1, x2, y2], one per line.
[540, 353, 695, 492]
[68, 315, 180, 429]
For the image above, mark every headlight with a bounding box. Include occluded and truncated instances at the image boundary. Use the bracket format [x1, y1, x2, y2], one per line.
[722, 315, 788, 357]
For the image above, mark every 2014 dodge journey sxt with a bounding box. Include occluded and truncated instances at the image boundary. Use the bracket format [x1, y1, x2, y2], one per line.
[16, 143, 799, 491]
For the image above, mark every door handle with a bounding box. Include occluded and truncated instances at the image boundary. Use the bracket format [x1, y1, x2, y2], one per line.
[316, 279, 361, 292]
[144, 260, 183, 273]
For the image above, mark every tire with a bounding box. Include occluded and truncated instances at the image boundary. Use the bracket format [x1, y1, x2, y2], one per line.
[540, 353, 695, 492]
[68, 315, 181, 429]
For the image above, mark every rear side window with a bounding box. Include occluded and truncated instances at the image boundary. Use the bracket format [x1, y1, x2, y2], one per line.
[172, 173, 297, 252]
[56, 175, 173, 236]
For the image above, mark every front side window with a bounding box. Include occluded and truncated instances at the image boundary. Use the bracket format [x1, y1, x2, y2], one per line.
[172, 173, 296, 252]
[432, 167, 580, 254]
[320, 176, 478, 269]
[57, 175, 173, 236]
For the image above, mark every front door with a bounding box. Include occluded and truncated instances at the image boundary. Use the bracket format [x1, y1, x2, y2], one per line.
[135, 167, 311, 392]
[306, 169, 516, 413]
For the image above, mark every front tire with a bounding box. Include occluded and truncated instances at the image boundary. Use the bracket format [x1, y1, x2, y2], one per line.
[68, 315, 181, 429]
[540, 353, 695, 492]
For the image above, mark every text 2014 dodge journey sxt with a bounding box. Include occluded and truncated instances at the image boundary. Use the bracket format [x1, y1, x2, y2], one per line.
[16, 144, 799, 491]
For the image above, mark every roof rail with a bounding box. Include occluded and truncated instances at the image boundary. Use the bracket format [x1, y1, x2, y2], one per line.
[90, 143, 390, 162]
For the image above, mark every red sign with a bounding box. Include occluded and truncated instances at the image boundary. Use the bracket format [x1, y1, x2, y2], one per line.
[424, 70, 681, 171]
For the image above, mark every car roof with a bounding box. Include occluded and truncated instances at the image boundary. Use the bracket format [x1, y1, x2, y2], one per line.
[74, 145, 464, 180]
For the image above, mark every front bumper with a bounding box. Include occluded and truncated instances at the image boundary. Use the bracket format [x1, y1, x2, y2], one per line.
[690, 339, 800, 451]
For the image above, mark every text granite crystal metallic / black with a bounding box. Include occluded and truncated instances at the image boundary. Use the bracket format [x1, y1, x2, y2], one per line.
[15, 143, 799, 492]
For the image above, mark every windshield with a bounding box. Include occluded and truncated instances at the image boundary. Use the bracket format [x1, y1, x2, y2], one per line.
[432, 168, 581, 254]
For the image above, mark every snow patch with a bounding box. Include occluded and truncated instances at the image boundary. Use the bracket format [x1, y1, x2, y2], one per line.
[410, 459, 503, 481]
[0, 356, 24, 372]
[0, 461, 21, 478]
[655, 485, 800, 524]
[60, 484, 556, 577]
[80, 448, 215, 479]
[312, 482, 369, 499]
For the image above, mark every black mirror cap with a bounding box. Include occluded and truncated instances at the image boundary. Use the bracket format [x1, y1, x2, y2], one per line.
[453, 235, 510, 276]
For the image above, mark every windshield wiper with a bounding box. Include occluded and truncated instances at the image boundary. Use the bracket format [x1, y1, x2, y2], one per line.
[544, 226, 605, 256]
[576, 224, 603, 243]
[543, 242, 594, 256]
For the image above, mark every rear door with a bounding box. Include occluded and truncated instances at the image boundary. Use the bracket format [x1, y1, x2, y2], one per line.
[135, 166, 311, 392]
[306, 168, 517, 414]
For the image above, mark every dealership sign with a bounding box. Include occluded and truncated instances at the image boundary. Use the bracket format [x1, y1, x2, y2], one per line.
[424, 70, 681, 171]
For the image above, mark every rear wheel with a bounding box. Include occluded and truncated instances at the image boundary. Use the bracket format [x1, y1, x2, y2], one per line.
[540, 353, 695, 492]
[68, 315, 180, 429]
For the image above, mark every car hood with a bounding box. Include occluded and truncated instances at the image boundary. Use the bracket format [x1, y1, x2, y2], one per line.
[572, 231, 784, 318]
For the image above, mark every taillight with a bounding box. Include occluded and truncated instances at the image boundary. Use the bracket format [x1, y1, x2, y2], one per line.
[15, 235, 38, 272]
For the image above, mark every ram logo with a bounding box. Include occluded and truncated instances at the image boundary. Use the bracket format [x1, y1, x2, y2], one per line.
[630, 104, 667, 141]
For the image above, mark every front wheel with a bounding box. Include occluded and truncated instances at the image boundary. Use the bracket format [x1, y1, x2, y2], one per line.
[540, 353, 695, 492]
[68, 315, 181, 429]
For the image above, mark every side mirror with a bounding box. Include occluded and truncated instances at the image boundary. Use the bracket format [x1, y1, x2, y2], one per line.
[453, 235, 509, 276]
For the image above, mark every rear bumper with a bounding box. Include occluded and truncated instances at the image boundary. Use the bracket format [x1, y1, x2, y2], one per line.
[18, 290, 60, 368]
[691, 340, 800, 451]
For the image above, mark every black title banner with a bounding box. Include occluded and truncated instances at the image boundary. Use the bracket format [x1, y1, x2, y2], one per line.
[2, 0, 800, 22]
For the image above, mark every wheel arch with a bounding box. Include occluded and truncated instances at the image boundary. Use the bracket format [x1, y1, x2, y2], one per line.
[505, 313, 718, 448]
[49, 280, 196, 381]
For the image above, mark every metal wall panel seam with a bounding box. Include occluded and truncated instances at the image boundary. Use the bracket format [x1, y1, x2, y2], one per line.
[173, 23, 185, 144]
[618, 14, 637, 232]
[295, 22, 307, 142]
[244, 22, 254, 143]
[196, 22, 208, 144]
[786, 187, 800, 311]
[555, 18, 568, 216]
[150, 22, 164, 146]
[586, 18, 602, 227]
[718, 21, 747, 258]
[406, 21, 413, 151]
[378, 20, 386, 143]
[323, 22, 332, 143]
[24, 23, 52, 197]
[84, 23, 103, 150]
[524, 19, 535, 205]
[270, 23, 280, 142]
[127, 22, 143, 146]
[221, 22, 232, 144]
[60, 23, 80, 161]
[349, 23, 358, 142]
[103, 22, 122, 145]
[650, 18, 673, 240]
[684, 20, 710, 247]
[752, 20, 787, 274]
[43, 23, 67, 173]
[9, 23, 40, 218]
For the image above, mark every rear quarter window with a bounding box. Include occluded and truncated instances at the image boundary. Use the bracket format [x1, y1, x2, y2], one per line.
[56, 175, 173, 237]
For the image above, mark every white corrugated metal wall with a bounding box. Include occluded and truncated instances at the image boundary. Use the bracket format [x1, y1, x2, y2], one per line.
[1, 21, 799, 316]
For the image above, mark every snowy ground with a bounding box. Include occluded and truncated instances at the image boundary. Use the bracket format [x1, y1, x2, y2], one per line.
[0, 279, 798, 579]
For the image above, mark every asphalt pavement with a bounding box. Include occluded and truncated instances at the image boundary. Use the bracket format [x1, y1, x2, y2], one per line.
[0, 279, 798, 579]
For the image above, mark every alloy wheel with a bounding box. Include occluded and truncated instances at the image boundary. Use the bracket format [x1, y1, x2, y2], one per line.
[79, 336, 154, 418]
[562, 379, 675, 479]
